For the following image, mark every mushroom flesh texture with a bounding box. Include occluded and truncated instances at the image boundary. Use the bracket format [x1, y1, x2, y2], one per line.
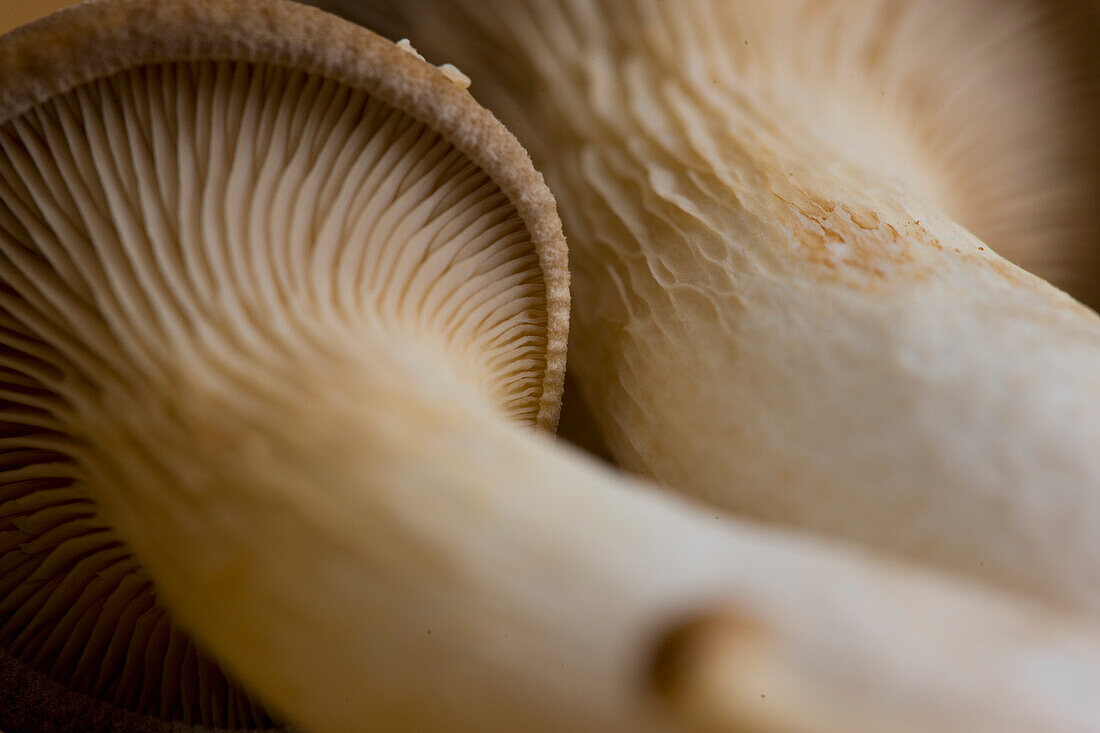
[321, 0, 1100, 611]
[4, 2, 1100, 733]
[0, 0, 568, 730]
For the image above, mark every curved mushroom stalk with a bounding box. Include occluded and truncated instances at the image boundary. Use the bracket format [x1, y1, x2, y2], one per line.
[80, 353, 1100, 733]
[321, 0, 1100, 611]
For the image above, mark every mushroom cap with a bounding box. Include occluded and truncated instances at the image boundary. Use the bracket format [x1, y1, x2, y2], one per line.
[0, 0, 568, 420]
[0, 0, 568, 730]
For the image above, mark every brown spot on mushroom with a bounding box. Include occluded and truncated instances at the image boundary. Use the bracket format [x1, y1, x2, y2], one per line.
[781, 195, 928, 287]
[648, 609, 781, 733]
[649, 609, 771, 700]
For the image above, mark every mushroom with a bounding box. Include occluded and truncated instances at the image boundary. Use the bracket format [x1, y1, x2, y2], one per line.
[4, 2, 1100, 732]
[0, 0, 569, 730]
[127, 365, 1100, 733]
[320, 0, 1100, 610]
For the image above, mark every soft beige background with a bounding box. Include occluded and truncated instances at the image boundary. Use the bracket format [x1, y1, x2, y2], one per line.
[0, 0, 80, 34]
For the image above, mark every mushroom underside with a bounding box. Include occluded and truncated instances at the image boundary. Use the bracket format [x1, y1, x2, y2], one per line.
[0, 56, 553, 731]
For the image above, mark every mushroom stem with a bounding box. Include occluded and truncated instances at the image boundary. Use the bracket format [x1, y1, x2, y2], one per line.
[75, 346, 1100, 733]
[321, 0, 1100, 610]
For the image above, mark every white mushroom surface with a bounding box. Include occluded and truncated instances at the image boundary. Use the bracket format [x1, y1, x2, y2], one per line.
[322, 0, 1100, 611]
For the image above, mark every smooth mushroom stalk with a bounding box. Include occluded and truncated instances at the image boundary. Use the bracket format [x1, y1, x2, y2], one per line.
[321, 0, 1100, 610]
[0, 0, 567, 730]
[96, 350, 1100, 733]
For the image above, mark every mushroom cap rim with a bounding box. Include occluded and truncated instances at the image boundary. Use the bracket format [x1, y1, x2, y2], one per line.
[0, 0, 570, 431]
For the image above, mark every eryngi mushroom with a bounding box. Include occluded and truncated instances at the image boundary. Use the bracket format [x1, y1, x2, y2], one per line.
[0, 0, 568, 729]
[320, 0, 1100, 611]
[5, 1, 1100, 732]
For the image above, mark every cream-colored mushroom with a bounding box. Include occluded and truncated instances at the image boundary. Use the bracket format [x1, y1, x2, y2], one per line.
[4, 3, 1100, 732]
[0, 0, 568, 730]
[322, 0, 1100, 611]
[134, 360, 1100, 733]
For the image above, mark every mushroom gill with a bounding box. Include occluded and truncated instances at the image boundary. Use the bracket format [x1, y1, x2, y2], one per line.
[321, 0, 1100, 611]
[0, 1, 566, 730]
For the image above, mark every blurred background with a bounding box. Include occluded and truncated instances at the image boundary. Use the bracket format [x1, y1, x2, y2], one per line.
[0, 0, 77, 33]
